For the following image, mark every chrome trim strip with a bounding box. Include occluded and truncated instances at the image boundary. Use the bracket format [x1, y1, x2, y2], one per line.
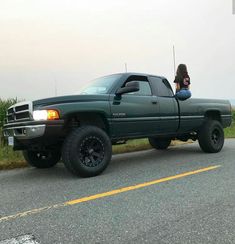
[5, 125, 45, 130]
[111, 115, 205, 122]
[161, 116, 179, 120]
[3, 125, 46, 139]
[111, 117, 161, 122]
[7, 101, 33, 123]
[111, 116, 179, 122]
[181, 115, 204, 119]
[15, 110, 30, 114]
[11, 118, 31, 122]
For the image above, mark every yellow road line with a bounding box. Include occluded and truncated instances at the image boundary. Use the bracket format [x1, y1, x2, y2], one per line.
[0, 165, 221, 223]
[65, 165, 220, 205]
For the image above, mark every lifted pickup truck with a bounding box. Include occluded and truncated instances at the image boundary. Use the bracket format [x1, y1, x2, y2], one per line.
[3, 73, 232, 177]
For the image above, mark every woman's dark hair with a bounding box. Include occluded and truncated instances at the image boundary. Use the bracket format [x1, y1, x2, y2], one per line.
[176, 64, 188, 79]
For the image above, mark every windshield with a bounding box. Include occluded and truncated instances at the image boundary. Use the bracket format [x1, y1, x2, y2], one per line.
[80, 74, 122, 95]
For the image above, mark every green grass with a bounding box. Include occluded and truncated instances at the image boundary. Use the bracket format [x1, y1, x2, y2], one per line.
[224, 121, 235, 138]
[112, 138, 151, 154]
[112, 138, 191, 154]
[0, 139, 191, 170]
[0, 146, 26, 170]
[0, 140, 152, 170]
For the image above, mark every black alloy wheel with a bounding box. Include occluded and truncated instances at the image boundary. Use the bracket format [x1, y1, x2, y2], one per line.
[79, 136, 105, 168]
[62, 126, 112, 177]
[211, 128, 221, 145]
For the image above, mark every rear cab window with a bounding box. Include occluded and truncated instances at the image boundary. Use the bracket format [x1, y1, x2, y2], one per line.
[149, 76, 174, 97]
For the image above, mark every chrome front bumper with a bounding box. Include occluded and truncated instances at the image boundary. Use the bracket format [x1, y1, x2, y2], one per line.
[3, 124, 46, 140]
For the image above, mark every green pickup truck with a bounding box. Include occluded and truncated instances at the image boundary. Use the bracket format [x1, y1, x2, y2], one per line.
[3, 73, 232, 177]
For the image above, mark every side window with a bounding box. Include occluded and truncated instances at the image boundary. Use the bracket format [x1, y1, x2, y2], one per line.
[149, 77, 173, 97]
[127, 80, 152, 96]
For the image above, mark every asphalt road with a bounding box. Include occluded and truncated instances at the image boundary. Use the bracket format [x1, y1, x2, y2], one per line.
[0, 139, 235, 244]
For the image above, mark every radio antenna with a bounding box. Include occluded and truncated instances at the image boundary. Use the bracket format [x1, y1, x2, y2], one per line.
[125, 63, 128, 73]
[54, 78, 57, 96]
[173, 45, 176, 76]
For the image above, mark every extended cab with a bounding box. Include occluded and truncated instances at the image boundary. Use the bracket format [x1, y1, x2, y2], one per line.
[3, 73, 232, 177]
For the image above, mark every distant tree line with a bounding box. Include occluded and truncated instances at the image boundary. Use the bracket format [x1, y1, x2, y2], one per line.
[0, 98, 18, 128]
[0, 98, 18, 145]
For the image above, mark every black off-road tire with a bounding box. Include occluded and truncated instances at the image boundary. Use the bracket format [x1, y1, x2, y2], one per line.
[198, 120, 224, 153]
[62, 126, 112, 177]
[148, 138, 171, 150]
[23, 149, 61, 168]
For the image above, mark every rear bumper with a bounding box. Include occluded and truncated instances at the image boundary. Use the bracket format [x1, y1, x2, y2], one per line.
[221, 114, 233, 128]
[3, 120, 65, 150]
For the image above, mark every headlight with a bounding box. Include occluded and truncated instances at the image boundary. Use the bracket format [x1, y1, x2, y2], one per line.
[33, 110, 60, 121]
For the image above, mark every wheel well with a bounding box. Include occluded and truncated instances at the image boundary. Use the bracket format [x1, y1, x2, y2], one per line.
[65, 112, 110, 135]
[204, 111, 221, 122]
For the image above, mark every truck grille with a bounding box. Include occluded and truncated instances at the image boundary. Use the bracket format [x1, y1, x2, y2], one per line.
[7, 102, 33, 123]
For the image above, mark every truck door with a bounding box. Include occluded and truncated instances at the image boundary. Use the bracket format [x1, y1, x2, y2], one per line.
[148, 76, 179, 133]
[110, 75, 161, 138]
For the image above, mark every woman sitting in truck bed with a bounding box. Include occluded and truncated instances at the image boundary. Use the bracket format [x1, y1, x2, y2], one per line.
[174, 64, 192, 100]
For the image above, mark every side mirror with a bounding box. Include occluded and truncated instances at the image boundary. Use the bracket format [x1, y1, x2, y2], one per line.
[115, 81, 140, 95]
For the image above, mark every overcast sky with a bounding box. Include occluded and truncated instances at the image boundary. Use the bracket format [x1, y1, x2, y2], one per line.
[0, 0, 234, 100]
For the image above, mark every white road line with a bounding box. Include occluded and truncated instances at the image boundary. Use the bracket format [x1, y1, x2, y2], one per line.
[0, 235, 39, 244]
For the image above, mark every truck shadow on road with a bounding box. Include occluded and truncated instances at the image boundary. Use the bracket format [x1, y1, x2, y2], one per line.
[109, 145, 203, 170]
[2, 143, 212, 182]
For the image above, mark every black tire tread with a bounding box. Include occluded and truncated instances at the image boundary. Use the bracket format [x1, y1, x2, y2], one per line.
[198, 120, 224, 153]
[62, 126, 112, 177]
[148, 138, 171, 150]
[23, 150, 61, 168]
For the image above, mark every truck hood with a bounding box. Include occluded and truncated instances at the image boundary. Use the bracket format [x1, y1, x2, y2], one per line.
[33, 94, 110, 107]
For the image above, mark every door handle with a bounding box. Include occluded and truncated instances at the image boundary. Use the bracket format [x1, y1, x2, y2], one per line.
[151, 100, 158, 104]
